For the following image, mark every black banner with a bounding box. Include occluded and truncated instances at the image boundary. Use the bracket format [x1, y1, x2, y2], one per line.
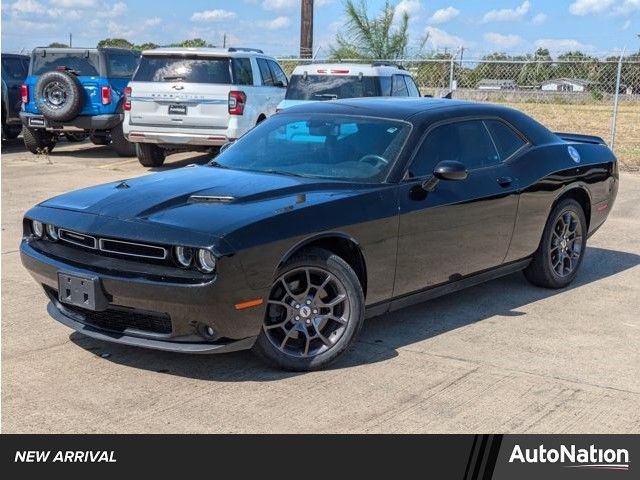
[1, 434, 636, 478]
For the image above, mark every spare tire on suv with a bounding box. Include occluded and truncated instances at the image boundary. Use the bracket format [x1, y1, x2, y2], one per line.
[35, 70, 84, 122]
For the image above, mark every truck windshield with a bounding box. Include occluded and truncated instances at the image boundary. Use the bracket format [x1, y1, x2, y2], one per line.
[133, 56, 231, 83]
[212, 113, 410, 183]
[32, 52, 100, 76]
[285, 75, 379, 100]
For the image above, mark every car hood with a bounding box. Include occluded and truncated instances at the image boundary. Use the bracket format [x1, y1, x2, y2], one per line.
[39, 165, 375, 240]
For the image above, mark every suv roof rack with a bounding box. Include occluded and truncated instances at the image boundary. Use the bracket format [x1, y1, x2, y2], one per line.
[371, 61, 406, 70]
[227, 47, 264, 54]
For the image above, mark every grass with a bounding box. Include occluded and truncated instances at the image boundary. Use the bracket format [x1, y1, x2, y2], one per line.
[500, 102, 640, 169]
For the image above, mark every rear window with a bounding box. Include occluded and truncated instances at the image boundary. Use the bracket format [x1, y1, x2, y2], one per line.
[32, 51, 100, 76]
[286, 74, 379, 100]
[2, 56, 29, 80]
[133, 55, 231, 83]
[106, 52, 139, 78]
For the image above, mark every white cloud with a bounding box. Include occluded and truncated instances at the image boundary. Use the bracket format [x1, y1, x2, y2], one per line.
[483, 32, 523, 48]
[425, 26, 465, 49]
[428, 6, 460, 24]
[621, 19, 632, 29]
[107, 15, 160, 37]
[482, 1, 530, 22]
[535, 38, 593, 52]
[262, 0, 296, 10]
[191, 9, 236, 22]
[395, 0, 422, 18]
[10, 0, 45, 14]
[258, 15, 290, 29]
[143, 16, 160, 28]
[49, 0, 96, 6]
[316, 0, 334, 6]
[569, 0, 614, 15]
[531, 13, 547, 25]
[613, 0, 640, 16]
[96, 1, 127, 18]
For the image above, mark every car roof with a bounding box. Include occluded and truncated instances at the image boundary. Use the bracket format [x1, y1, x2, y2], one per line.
[141, 47, 269, 57]
[291, 63, 409, 76]
[31, 47, 136, 55]
[1, 53, 29, 59]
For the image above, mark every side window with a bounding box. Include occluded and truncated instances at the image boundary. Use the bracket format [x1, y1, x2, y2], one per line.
[408, 120, 500, 177]
[257, 58, 274, 86]
[107, 53, 139, 78]
[232, 58, 253, 86]
[379, 76, 392, 96]
[404, 75, 420, 97]
[484, 119, 527, 160]
[268, 60, 288, 87]
[391, 74, 409, 96]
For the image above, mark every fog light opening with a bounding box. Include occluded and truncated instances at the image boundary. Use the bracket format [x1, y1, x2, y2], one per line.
[197, 323, 219, 341]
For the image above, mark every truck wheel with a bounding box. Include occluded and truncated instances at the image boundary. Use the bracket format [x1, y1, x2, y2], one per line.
[22, 127, 56, 154]
[136, 143, 166, 167]
[110, 124, 136, 157]
[35, 71, 84, 122]
[90, 134, 110, 145]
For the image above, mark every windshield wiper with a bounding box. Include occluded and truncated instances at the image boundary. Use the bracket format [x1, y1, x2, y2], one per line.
[312, 93, 338, 100]
[262, 169, 313, 178]
[163, 75, 186, 81]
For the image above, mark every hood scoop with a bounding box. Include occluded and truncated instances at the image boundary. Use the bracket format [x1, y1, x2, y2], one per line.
[189, 194, 236, 204]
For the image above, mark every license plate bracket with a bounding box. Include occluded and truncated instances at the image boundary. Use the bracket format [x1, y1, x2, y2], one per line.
[57, 272, 108, 311]
[168, 104, 187, 115]
[28, 116, 46, 127]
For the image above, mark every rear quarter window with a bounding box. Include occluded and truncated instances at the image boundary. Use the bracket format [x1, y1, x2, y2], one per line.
[133, 56, 232, 83]
[232, 58, 253, 85]
[484, 119, 527, 160]
[32, 52, 100, 76]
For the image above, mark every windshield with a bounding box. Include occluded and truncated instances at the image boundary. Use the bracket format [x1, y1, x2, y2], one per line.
[286, 75, 379, 100]
[212, 114, 410, 183]
[133, 55, 231, 83]
[32, 51, 100, 76]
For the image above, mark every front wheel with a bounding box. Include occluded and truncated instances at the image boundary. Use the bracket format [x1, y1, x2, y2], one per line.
[523, 198, 587, 289]
[253, 248, 365, 371]
[136, 143, 166, 167]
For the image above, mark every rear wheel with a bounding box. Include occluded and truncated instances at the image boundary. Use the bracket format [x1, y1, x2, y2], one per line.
[22, 127, 56, 154]
[110, 123, 136, 157]
[136, 143, 166, 167]
[524, 198, 587, 289]
[253, 248, 365, 371]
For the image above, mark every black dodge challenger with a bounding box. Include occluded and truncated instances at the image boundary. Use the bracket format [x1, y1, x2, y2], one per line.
[21, 98, 618, 370]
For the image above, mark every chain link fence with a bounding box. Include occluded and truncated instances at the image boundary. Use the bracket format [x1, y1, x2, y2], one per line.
[278, 57, 640, 169]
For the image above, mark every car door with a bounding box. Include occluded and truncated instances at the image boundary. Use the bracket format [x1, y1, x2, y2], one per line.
[256, 58, 281, 116]
[392, 118, 522, 297]
[267, 59, 288, 107]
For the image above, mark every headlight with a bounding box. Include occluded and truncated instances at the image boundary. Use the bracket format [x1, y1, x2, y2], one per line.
[197, 248, 217, 273]
[31, 220, 44, 238]
[174, 246, 194, 267]
[46, 224, 59, 241]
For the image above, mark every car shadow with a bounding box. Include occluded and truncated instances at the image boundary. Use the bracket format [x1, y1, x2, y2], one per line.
[69, 246, 640, 381]
[1, 137, 26, 153]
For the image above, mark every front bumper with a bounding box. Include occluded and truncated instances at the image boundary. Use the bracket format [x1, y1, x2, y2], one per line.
[21, 240, 266, 354]
[20, 112, 123, 132]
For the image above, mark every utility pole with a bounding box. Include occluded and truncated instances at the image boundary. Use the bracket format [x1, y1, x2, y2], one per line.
[69, 33, 72, 47]
[223, 33, 227, 48]
[300, 0, 313, 59]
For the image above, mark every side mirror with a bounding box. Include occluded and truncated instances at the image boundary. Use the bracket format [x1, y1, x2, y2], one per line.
[433, 160, 468, 181]
[421, 160, 467, 192]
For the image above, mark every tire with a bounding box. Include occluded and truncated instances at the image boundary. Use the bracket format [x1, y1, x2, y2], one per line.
[22, 126, 56, 154]
[523, 198, 587, 289]
[90, 134, 110, 146]
[35, 71, 84, 122]
[253, 248, 365, 371]
[136, 143, 166, 167]
[110, 123, 136, 157]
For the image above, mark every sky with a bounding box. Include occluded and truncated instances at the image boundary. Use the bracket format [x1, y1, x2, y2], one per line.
[1, 0, 639, 58]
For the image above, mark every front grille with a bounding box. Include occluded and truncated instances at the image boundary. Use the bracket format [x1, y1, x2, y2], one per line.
[61, 303, 172, 335]
[59, 229, 97, 249]
[98, 238, 167, 260]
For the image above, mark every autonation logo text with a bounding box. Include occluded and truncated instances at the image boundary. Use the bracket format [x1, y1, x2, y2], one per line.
[509, 444, 630, 471]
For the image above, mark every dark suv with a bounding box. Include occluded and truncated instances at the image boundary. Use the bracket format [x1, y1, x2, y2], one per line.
[2, 53, 29, 140]
[20, 47, 139, 155]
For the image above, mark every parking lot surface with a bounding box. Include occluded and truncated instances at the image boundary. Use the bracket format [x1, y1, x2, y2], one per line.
[2, 139, 639, 433]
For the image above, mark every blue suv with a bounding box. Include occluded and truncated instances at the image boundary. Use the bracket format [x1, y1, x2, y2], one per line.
[20, 47, 139, 155]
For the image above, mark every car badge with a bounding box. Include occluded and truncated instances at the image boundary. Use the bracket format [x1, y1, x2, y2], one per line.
[172, 85, 184, 90]
[568, 146, 581, 163]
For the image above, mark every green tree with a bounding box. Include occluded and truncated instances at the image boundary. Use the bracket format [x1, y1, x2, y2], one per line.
[330, 0, 418, 60]
[97, 38, 134, 49]
[134, 42, 159, 51]
[174, 38, 209, 48]
[47, 42, 69, 48]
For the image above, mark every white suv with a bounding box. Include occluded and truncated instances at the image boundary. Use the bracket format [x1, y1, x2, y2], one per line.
[123, 47, 288, 167]
[277, 62, 421, 111]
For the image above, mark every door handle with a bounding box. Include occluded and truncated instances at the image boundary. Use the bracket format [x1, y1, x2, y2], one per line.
[497, 176, 513, 187]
